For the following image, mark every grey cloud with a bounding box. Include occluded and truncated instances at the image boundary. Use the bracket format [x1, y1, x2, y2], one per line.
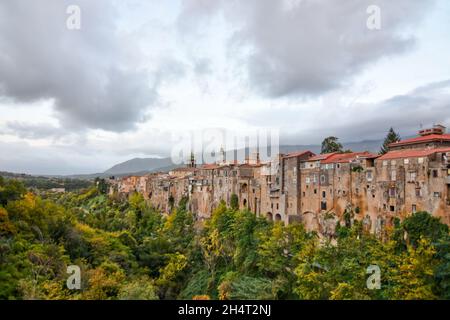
[180, 0, 435, 97]
[1, 121, 64, 140]
[0, 0, 157, 132]
[280, 79, 450, 145]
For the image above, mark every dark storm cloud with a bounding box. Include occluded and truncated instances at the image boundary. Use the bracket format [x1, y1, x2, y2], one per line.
[180, 0, 436, 97]
[0, 0, 157, 132]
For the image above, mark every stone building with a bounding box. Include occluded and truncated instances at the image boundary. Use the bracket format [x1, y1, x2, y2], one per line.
[389, 124, 450, 151]
[114, 125, 450, 235]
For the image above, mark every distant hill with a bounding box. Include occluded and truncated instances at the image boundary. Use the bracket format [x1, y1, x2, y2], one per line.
[97, 138, 384, 177]
[2, 138, 386, 180]
[104, 157, 175, 175]
[0, 171, 92, 190]
[278, 138, 383, 155]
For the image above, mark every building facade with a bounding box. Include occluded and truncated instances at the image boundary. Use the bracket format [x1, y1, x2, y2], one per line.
[114, 125, 450, 235]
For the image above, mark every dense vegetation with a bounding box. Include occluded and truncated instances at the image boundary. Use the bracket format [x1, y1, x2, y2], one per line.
[0, 172, 92, 192]
[1, 176, 449, 300]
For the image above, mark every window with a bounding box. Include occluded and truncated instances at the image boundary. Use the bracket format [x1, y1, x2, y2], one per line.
[383, 161, 388, 166]
[412, 205, 417, 213]
[416, 188, 422, 197]
[404, 158, 410, 165]
[390, 205, 395, 212]
[322, 191, 326, 198]
[391, 160, 397, 166]
[409, 171, 417, 182]
[391, 170, 397, 181]
[432, 170, 438, 178]
[276, 203, 279, 210]
[306, 177, 310, 184]
[418, 157, 424, 164]
[303, 192, 306, 197]
[321, 201, 327, 210]
[389, 188, 396, 197]
[313, 175, 317, 183]
[434, 192, 441, 198]
[383, 204, 387, 211]
[366, 171, 373, 181]
[314, 189, 317, 194]
[320, 175, 326, 183]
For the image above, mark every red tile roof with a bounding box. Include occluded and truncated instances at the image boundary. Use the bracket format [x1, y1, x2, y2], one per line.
[306, 152, 337, 161]
[171, 167, 197, 172]
[199, 164, 221, 170]
[389, 134, 450, 147]
[377, 147, 450, 160]
[321, 152, 378, 164]
[283, 150, 315, 159]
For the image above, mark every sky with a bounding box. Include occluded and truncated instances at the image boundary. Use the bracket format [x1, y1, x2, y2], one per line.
[0, 0, 450, 175]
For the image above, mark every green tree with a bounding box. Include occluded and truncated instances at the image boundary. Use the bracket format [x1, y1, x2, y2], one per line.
[95, 178, 108, 194]
[389, 238, 438, 299]
[434, 236, 450, 299]
[401, 211, 449, 248]
[0, 179, 27, 206]
[380, 127, 401, 155]
[321, 136, 343, 154]
[230, 194, 239, 210]
[118, 277, 159, 300]
[257, 222, 311, 298]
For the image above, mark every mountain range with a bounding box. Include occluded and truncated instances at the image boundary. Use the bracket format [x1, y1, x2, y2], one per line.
[66, 137, 385, 179]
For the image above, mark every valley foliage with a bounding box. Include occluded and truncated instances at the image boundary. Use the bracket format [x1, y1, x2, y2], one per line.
[0, 176, 449, 300]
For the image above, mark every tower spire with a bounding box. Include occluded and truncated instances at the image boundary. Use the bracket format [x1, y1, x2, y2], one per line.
[189, 151, 196, 168]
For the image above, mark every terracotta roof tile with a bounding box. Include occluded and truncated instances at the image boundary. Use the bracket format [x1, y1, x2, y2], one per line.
[377, 147, 450, 160]
[283, 150, 315, 159]
[389, 134, 450, 147]
[321, 152, 378, 164]
[306, 152, 337, 161]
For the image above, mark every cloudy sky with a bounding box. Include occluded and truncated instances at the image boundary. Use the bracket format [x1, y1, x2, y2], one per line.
[0, 0, 449, 175]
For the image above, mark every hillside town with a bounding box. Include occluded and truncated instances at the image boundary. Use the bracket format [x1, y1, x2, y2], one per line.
[111, 125, 450, 236]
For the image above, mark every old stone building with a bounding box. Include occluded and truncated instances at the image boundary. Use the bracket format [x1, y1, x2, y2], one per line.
[114, 125, 450, 235]
[389, 124, 450, 151]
